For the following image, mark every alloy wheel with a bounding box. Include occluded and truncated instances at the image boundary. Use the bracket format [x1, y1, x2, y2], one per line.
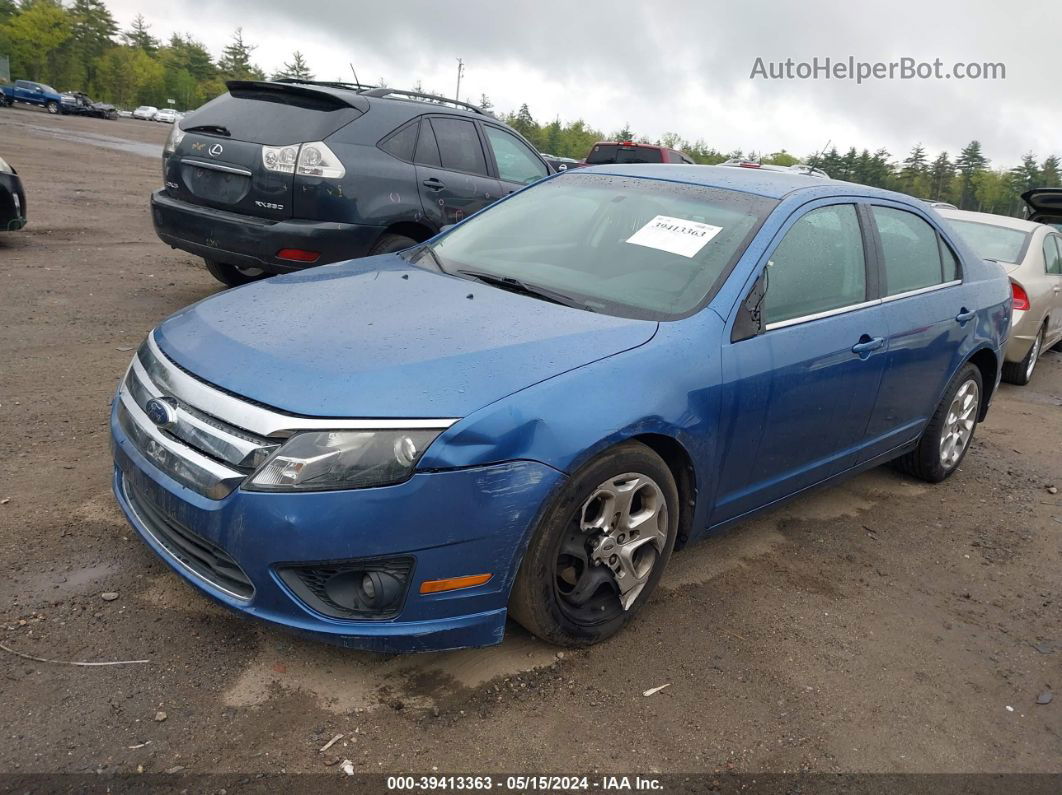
[939, 379, 979, 469]
[554, 472, 669, 624]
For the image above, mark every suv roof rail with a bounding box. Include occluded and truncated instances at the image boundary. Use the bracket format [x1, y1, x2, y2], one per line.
[360, 87, 491, 116]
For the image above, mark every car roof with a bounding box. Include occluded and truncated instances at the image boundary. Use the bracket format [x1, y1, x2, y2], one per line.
[574, 163, 881, 200]
[935, 207, 1044, 233]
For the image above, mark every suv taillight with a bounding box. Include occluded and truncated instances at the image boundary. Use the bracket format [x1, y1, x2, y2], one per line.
[296, 142, 345, 179]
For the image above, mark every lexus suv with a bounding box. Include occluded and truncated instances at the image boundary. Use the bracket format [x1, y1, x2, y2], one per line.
[152, 81, 551, 287]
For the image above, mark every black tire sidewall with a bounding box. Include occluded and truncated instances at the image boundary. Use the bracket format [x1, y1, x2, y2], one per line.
[509, 442, 679, 646]
[369, 233, 418, 256]
[916, 363, 983, 482]
[203, 259, 264, 288]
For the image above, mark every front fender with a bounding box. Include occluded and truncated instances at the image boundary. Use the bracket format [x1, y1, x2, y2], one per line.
[418, 311, 725, 534]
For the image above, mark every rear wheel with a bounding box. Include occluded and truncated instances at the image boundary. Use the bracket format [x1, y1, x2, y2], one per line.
[368, 233, 418, 256]
[1002, 324, 1044, 385]
[894, 363, 982, 483]
[45, 101, 59, 114]
[509, 442, 679, 647]
[204, 259, 267, 288]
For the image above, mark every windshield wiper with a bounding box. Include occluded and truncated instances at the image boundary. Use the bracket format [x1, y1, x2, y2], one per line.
[456, 269, 593, 311]
[184, 124, 231, 137]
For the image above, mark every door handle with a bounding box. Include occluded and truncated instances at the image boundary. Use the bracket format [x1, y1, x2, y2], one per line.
[955, 308, 976, 324]
[422, 178, 445, 191]
[851, 335, 885, 358]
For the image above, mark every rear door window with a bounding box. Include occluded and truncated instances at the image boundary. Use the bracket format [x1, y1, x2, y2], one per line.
[483, 126, 548, 185]
[764, 204, 867, 324]
[414, 119, 441, 167]
[430, 117, 488, 176]
[872, 207, 947, 295]
[1045, 236, 1062, 275]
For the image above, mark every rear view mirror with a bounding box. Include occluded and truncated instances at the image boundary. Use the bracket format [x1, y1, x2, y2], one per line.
[731, 271, 768, 342]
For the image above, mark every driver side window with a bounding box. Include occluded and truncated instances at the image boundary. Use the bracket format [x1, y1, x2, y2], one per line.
[763, 204, 867, 325]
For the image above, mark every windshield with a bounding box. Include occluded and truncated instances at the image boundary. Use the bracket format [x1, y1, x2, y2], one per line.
[585, 144, 664, 165]
[945, 218, 1031, 263]
[427, 173, 774, 319]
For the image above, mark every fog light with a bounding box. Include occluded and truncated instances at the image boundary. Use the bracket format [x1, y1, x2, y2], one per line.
[361, 571, 402, 609]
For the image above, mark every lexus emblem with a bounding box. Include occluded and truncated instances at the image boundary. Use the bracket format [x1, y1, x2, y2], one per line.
[144, 397, 178, 430]
[208, 143, 224, 158]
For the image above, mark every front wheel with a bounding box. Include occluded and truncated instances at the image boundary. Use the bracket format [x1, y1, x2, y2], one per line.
[368, 233, 418, 256]
[203, 259, 268, 288]
[509, 442, 679, 647]
[45, 101, 59, 114]
[894, 363, 982, 483]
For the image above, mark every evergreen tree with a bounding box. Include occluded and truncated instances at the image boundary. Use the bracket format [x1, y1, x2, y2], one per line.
[955, 141, 989, 210]
[899, 144, 929, 196]
[1041, 156, 1061, 188]
[121, 13, 158, 54]
[928, 152, 954, 201]
[478, 93, 492, 111]
[273, 50, 313, 81]
[218, 28, 264, 81]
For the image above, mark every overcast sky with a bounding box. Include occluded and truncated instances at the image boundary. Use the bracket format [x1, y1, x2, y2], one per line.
[107, 0, 1059, 166]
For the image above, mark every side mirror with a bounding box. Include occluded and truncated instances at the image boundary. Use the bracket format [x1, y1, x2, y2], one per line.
[731, 270, 768, 342]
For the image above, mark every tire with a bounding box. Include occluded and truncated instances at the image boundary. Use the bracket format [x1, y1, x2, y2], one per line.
[45, 101, 59, 114]
[509, 441, 679, 647]
[894, 363, 983, 483]
[203, 259, 267, 288]
[1001, 324, 1044, 386]
[368, 233, 418, 256]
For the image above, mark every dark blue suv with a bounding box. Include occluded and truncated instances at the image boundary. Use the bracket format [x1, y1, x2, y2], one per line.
[152, 81, 551, 286]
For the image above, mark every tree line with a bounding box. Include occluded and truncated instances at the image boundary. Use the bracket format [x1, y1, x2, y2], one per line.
[2, 0, 1057, 217]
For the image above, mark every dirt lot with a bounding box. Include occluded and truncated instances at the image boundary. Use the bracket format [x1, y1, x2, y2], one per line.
[1, 107, 1060, 779]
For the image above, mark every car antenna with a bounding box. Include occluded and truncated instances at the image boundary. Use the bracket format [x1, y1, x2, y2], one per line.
[349, 63, 361, 86]
[806, 138, 831, 174]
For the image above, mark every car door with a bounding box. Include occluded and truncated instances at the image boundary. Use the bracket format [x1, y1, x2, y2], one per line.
[859, 204, 973, 460]
[712, 201, 888, 524]
[413, 116, 502, 228]
[481, 124, 550, 195]
[1042, 235, 1062, 347]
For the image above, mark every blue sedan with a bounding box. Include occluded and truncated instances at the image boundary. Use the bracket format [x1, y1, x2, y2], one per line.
[110, 165, 1011, 651]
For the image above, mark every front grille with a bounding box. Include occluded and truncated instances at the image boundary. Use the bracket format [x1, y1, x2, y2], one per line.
[124, 478, 254, 600]
[277, 558, 414, 620]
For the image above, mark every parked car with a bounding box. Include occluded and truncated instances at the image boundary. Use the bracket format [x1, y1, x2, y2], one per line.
[583, 140, 695, 166]
[60, 91, 117, 120]
[152, 81, 551, 287]
[927, 200, 959, 210]
[117, 109, 133, 118]
[720, 158, 831, 178]
[0, 80, 63, 114]
[938, 207, 1062, 384]
[154, 108, 179, 124]
[540, 153, 579, 172]
[0, 156, 27, 232]
[112, 165, 1010, 652]
[133, 105, 158, 121]
[1022, 188, 1062, 232]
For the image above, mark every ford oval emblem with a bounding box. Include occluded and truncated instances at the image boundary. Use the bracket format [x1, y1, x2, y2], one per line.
[208, 143, 224, 157]
[145, 398, 178, 430]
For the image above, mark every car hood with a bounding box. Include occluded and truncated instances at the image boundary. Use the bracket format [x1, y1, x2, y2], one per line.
[154, 256, 658, 419]
[1021, 188, 1062, 222]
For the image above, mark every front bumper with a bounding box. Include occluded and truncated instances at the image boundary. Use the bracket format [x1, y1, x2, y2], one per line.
[151, 190, 384, 273]
[111, 402, 564, 652]
[0, 173, 26, 231]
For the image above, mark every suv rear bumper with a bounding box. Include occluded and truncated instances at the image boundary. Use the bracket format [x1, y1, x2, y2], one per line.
[151, 190, 384, 273]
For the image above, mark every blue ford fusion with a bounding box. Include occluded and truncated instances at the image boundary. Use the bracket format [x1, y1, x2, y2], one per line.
[111, 165, 1010, 651]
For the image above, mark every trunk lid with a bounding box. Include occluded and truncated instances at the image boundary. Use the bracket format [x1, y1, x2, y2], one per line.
[1021, 188, 1062, 227]
[164, 81, 366, 221]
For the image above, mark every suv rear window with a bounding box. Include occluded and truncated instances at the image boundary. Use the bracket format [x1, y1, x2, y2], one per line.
[186, 87, 363, 146]
[586, 144, 664, 165]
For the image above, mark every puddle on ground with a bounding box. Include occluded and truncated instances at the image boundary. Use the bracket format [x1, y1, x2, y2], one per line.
[19, 122, 162, 159]
[5, 561, 121, 605]
[223, 627, 557, 713]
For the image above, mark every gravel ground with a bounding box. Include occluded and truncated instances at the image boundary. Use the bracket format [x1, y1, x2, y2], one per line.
[1, 107, 1060, 779]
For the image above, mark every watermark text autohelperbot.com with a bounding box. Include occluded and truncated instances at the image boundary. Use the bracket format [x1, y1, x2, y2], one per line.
[750, 56, 1005, 83]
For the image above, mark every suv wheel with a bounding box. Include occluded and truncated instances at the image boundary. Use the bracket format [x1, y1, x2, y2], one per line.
[509, 442, 679, 646]
[204, 259, 267, 288]
[45, 101, 59, 114]
[369, 233, 418, 256]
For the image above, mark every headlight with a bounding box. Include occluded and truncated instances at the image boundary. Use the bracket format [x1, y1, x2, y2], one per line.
[296, 141, 345, 178]
[0, 156, 12, 174]
[163, 125, 185, 156]
[246, 429, 442, 492]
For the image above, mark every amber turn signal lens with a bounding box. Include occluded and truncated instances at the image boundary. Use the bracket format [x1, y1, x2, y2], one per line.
[419, 573, 493, 594]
